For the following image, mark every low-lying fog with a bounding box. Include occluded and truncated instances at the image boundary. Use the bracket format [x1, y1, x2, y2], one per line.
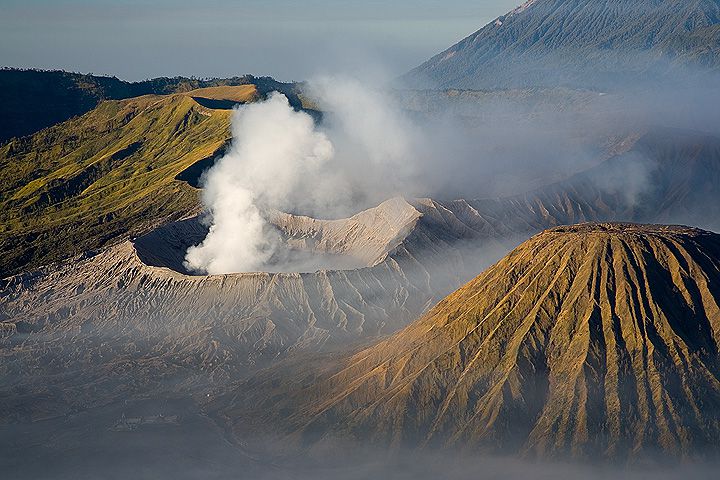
[3, 408, 718, 480]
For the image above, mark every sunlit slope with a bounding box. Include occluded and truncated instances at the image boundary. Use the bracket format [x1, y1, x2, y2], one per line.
[235, 224, 720, 461]
[189, 85, 258, 102]
[0, 86, 258, 276]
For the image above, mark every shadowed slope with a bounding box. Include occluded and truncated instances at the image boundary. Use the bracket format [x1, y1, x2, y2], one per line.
[226, 224, 720, 461]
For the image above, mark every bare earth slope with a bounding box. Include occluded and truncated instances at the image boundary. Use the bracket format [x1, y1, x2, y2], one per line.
[0, 197, 506, 415]
[225, 223, 720, 462]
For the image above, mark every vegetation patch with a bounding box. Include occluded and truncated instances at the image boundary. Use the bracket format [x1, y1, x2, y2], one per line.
[0, 90, 243, 276]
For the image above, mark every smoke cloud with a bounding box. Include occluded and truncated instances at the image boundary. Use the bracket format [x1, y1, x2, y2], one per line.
[184, 78, 432, 275]
[184, 93, 338, 274]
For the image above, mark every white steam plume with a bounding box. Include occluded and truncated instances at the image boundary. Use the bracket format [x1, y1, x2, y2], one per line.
[308, 76, 425, 200]
[184, 77, 427, 275]
[184, 92, 337, 274]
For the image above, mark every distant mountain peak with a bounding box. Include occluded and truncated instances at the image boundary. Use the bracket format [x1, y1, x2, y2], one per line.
[403, 0, 720, 90]
[500, 0, 539, 22]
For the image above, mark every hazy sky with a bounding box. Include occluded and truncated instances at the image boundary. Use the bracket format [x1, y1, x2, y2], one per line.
[0, 0, 519, 81]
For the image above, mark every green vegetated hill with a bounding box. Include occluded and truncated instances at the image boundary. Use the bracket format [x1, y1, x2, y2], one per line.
[0, 68, 300, 143]
[403, 0, 720, 89]
[0, 85, 261, 277]
[219, 223, 720, 461]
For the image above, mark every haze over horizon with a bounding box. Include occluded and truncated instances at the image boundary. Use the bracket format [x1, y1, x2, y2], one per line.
[0, 0, 520, 81]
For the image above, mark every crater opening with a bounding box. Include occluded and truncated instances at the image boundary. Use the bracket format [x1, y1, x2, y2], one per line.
[132, 197, 422, 275]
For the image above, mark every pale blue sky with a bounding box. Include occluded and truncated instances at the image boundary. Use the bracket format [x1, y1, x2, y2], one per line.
[0, 0, 519, 81]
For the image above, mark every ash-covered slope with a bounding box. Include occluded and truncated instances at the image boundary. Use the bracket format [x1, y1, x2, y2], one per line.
[0, 197, 508, 422]
[231, 223, 720, 461]
[404, 0, 720, 89]
[134, 197, 425, 274]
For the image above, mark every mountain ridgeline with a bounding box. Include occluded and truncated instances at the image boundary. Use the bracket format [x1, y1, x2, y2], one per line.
[0, 68, 301, 144]
[404, 0, 720, 89]
[222, 223, 720, 461]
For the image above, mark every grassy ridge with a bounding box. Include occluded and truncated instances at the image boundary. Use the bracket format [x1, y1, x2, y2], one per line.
[0, 68, 298, 143]
[0, 87, 256, 276]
